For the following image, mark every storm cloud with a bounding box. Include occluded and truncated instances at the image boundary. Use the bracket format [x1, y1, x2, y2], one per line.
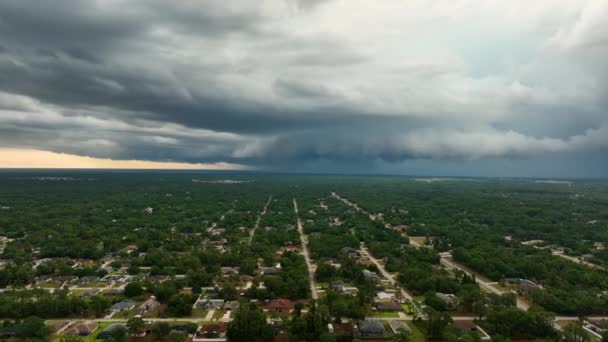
[0, 0, 607, 176]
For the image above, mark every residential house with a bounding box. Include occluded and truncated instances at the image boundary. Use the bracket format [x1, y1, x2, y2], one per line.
[101, 275, 124, 282]
[73, 276, 100, 285]
[341, 247, 360, 258]
[103, 288, 124, 296]
[110, 300, 136, 313]
[265, 299, 294, 314]
[453, 321, 491, 341]
[436, 292, 459, 309]
[195, 323, 228, 340]
[502, 278, 542, 289]
[224, 301, 240, 311]
[374, 301, 403, 312]
[376, 291, 395, 300]
[358, 320, 386, 337]
[66, 322, 98, 336]
[331, 280, 345, 293]
[261, 267, 281, 275]
[221, 267, 240, 277]
[136, 296, 160, 315]
[193, 297, 224, 310]
[362, 269, 380, 282]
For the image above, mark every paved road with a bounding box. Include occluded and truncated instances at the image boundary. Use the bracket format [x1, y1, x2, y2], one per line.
[551, 250, 606, 270]
[248, 195, 273, 245]
[293, 198, 318, 300]
[331, 192, 373, 218]
[439, 254, 530, 311]
[333, 192, 532, 311]
[360, 244, 413, 301]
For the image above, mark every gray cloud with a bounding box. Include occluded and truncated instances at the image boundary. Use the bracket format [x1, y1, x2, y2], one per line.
[0, 0, 606, 175]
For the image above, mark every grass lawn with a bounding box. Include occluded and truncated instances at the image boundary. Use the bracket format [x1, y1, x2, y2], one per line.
[370, 311, 399, 318]
[38, 281, 62, 288]
[212, 310, 226, 319]
[191, 309, 208, 318]
[406, 321, 426, 342]
[69, 289, 87, 296]
[78, 282, 108, 288]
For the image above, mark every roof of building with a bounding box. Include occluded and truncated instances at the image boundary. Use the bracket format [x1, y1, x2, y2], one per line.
[453, 321, 478, 330]
[110, 300, 136, 311]
[374, 301, 403, 312]
[202, 323, 228, 333]
[267, 299, 293, 311]
[67, 322, 98, 335]
[359, 320, 385, 333]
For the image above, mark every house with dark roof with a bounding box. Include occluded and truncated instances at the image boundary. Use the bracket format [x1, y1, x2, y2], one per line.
[358, 320, 386, 337]
[66, 322, 98, 336]
[110, 300, 136, 313]
[193, 297, 224, 310]
[374, 301, 404, 312]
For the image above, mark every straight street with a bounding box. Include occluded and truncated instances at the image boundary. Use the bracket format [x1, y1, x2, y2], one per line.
[248, 195, 273, 245]
[293, 198, 318, 300]
[360, 244, 413, 301]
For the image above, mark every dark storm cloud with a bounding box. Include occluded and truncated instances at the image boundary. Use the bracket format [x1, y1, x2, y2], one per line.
[0, 0, 607, 176]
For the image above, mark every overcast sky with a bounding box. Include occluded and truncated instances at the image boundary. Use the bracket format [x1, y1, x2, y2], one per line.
[0, 0, 606, 177]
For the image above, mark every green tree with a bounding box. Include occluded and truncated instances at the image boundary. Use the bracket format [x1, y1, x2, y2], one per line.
[227, 303, 272, 342]
[152, 322, 171, 340]
[393, 328, 411, 342]
[16, 316, 52, 339]
[169, 331, 187, 342]
[124, 282, 144, 297]
[127, 317, 145, 336]
[109, 325, 127, 342]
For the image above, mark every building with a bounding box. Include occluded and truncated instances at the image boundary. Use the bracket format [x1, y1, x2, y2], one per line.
[198, 323, 228, 338]
[260, 267, 281, 275]
[436, 293, 459, 309]
[502, 278, 543, 289]
[103, 288, 124, 296]
[221, 266, 240, 276]
[341, 247, 360, 258]
[374, 301, 403, 312]
[453, 321, 491, 341]
[224, 301, 240, 311]
[265, 299, 294, 314]
[358, 320, 386, 337]
[66, 322, 98, 336]
[136, 296, 160, 315]
[193, 297, 224, 310]
[362, 269, 380, 282]
[110, 300, 136, 313]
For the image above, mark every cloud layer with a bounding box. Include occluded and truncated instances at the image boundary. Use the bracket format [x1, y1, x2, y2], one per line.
[0, 0, 606, 173]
